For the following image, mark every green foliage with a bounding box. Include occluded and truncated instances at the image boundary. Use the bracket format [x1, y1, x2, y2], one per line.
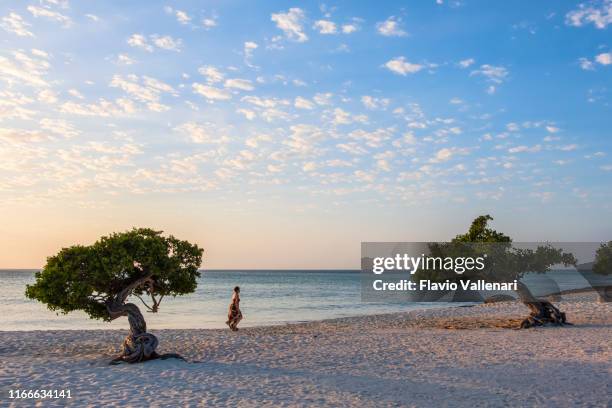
[414, 215, 576, 283]
[25, 228, 203, 321]
[593, 241, 612, 275]
[453, 214, 511, 243]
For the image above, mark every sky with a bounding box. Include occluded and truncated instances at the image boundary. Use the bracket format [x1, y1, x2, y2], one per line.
[0, 0, 611, 269]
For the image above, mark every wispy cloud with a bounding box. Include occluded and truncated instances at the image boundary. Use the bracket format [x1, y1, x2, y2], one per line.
[271, 8, 308, 42]
[566, 0, 612, 29]
[384, 57, 424, 75]
[376, 16, 407, 37]
[1, 13, 33, 37]
[27, 5, 71, 27]
[127, 34, 182, 52]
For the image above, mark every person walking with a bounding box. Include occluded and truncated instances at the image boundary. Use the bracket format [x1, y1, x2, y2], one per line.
[226, 286, 243, 331]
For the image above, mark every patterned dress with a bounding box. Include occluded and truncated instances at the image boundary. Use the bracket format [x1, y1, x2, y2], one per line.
[226, 292, 242, 331]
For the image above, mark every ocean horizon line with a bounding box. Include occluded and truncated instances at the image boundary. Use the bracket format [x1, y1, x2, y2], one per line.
[0, 268, 362, 273]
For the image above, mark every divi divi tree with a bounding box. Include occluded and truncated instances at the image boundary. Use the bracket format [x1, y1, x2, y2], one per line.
[26, 228, 203, 364]
[414, 215, 577, 328]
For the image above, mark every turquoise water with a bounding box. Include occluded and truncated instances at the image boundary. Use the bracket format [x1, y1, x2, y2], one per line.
[0, 270, 445, 331]
[0, 269, 600, 331]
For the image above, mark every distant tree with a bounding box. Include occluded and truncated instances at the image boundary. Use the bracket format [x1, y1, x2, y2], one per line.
[592, 241, 612, 276]
[414, 215, 577, 328]
[592, 241, 612, 302]
[26, 228, 203, 363]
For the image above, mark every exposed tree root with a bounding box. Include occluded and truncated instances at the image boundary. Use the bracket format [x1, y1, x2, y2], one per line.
[110, 350, 186, 365]
[519, 301, 571, 329]
[105, 275, 187, 365]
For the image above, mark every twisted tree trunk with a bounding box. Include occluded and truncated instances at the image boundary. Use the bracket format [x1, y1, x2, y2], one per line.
[106, 275, 161, 364]
[516, 281, 569, 328]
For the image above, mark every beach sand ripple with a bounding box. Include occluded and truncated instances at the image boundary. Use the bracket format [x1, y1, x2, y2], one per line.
[1, 293, 610, 407]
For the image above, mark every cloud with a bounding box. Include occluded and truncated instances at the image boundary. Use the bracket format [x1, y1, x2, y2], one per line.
[151, 35, 182, 51]
[244, 41, 258, 66]
[0, 51, 50, 87]
[175, 10, 191, 25]
[457, 58, 475, 68]
[127, 34, 182, 52]
[27, 5, 71, 27]
[294, 96, 315, 109]
[32, 48, 48, 57]
[546, 125, 560, 133]
[280, 124, 326, 155]
[271, 8, 308, 42]
[342, 23, 359, 33]
[595, 52, 611, 65]
[169, 5, 213, 29]
[237, 109, 256, 120]
[313, 20, 337, 34]
[361, 95, 390, 110]
[566, 0, 612, 29]
[579, 57, 595, 70]
[202, 17, 217, 29]
[349, 128, 392, 147]
[60, 98, 136, 117]
[506, 122, 520, 132]
[337, 142, 368, 155]
[116, 54, 136, 65]
[0, 127, 49, 144]
[241, 95, 288, 108]
[313, 92, 333, 105]
[198, 66, 225, 83]
[470, 64, 508, 83]
[384, 57, 424, 75]
[1, 13, 33, 37]
[376, 16, 407, 37]
[354, 170, 375, 183]
[224, 78, 255, 91]
[127, 34, 153, 52]
[174, 122, 221, 144]
[110, 75, 175, 111]
[302, 161, 317, 172]
[402, 132, 417, 145]
[40, 0, 70, 9]
[331, 108, 367, 125]
[508, 144, 542, 153]
[559, 144, 578, 151]
[192, 83, 231, 101]
[429, 147, 469, 163]
[68, 89, 84, 99]
[39, 118, 79, 138]
[37, 89, 57, 104]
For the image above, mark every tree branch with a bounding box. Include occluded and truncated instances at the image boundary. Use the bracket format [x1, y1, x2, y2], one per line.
[148, 292, 164, 313]
[106, 274, 153, 320]
[134, 294, 154, 312]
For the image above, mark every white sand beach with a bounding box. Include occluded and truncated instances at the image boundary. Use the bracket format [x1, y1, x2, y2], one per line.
[1, 293, 610, 407]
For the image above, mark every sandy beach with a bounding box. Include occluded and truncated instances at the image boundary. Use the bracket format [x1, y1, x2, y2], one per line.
[1, 293, 610, 407]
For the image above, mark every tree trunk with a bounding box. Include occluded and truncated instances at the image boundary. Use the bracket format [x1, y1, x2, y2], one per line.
[106, 275, 160, 364]
[515, 281, 569, 328]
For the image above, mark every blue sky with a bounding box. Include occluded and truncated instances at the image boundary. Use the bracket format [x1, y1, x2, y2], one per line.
[0, 0, 611, 268]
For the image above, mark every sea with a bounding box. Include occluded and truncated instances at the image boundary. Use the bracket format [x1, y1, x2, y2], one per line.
[0, 269, 601, 331]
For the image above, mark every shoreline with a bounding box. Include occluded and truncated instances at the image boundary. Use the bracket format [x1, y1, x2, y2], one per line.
[0, 303, 456, 333]
[1, 292, 610, 406]
[1, 287, 603, 333]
